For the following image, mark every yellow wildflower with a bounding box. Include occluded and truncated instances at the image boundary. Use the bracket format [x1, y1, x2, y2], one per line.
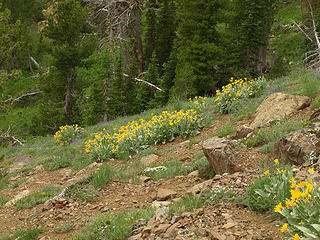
[280, 223, 287, 232]
[293, 234, 300, 240]
[274, 202, 282, 212]
[264, 170, 269, 175]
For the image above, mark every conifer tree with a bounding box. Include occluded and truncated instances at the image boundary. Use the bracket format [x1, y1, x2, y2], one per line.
[144, 0, 158, 68]
[37, 0, 94, 133]
[173, 0, 226, 97]
[155, 0, 177, 76]
[230, 0, 276, 75]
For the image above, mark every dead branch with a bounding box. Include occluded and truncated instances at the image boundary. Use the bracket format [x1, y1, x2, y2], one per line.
[0, 127, 24, 146]
[2, 91, 43, 104]
[292, 21, 313, 42]
[307, 0, 320, 49]
[123, 73, 163, 92]
[30, 56, 40, 69]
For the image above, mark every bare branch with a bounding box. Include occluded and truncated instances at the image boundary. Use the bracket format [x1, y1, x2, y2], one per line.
[123, 73, 163, 92]
[30, 56, 40, 69]
[307, 0, 320, 49]
[2, 91, 43, 104]
[0, 127, 24, 146]
[292, 20, 313, 42]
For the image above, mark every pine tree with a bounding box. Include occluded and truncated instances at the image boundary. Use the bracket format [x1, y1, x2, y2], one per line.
[230, 0, 276, 75]
[144, 0, 158, 68]
[37, 0, 94, 133]
[173, 0, 227, 97]
[155, 0, 177, 76]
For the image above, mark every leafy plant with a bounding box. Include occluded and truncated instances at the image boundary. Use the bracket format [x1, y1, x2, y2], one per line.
[54, 124, 84, 146]
[245, 160, 292, 213]
[215, 124, 236, 138]
[13, 227, 45, 240]
[66, 183, 99, 202]
[215, 76, 266, 114]
[90, 164, 115, 189]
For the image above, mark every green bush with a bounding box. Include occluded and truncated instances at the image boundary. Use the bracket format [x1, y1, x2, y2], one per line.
[54, 124, 84, 146]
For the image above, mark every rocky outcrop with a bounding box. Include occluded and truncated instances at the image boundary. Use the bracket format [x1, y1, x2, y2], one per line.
[250, 93, 311, 128]
[274, 122, 320, 165]
[202, 137, 240, 175]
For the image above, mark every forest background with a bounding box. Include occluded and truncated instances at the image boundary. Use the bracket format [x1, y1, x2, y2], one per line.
[0, 0, 319, 143]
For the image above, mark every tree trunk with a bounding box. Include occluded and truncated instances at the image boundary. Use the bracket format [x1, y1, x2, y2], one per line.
[132, 5, 144, 74]
[65, 67, 73, 123]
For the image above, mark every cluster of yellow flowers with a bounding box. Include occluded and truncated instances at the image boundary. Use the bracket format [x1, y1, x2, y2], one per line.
[189, 96, 207, 109]
[85, 97, 207, 161]
[54, 124, 84, 146]
[85, 109, 200, 155]
[270, 158, 316, 240]
[215, 76, 265, 113]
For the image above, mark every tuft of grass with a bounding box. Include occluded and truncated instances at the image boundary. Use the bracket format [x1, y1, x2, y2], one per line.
[0, 195, 9, 206]
[90, 164, 115, 189]
[312, 96, 320, 109]
[72, 154, 93, 172]
[13, 227, 45, 240]
[54, 222, 75, 233]
[160, 146, 177, 155]
[188, 137, 201, 149]
[192, 151, 205, 160]
[214, 124, 236, 138]
[242, 120, 304, 153]
[9, 178, 27, 189]
[66, 183, 99, 202]
[43, 147, 76, 171]
[15, 186, 60, 210]
[136, 147, 157, 160]
[72, 208, 155, 240]
[169, 187, 234, 216]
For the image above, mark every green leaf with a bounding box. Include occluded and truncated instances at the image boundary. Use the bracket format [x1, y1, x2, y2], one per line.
[295, 226, 318, 238]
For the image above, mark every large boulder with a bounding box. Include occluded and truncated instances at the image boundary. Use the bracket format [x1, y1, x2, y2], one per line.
[250, 93, 311, 129]
[202, 137, 239, 175]
[274, 122, 320, 165]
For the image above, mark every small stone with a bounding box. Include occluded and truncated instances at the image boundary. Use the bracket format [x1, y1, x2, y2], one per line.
[170, 215, 181, 224]
[155, 207, 169, 223]
[222, 222, 236, 229]
[139, 176, 151, 183]
[157, 188, 177, 201]
[140, 154, 159, 166]
[188, 170, 199, 177]
[154, 224, 171, 234]
[179, 140, 190, 148]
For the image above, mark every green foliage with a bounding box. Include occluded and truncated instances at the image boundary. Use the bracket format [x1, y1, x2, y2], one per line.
[173, 0, 227, 97]
[90, 164, 115, 189]
[9, 178, 27, 189]
[54, 222, 75, 234]
[72, 208, 155, 240]
[312, 96, 320, 109]
[37, 0, 95, 133]
[169, 186, 234, 216]
[215, 124, 236, 138]
[243, 120, 304, 152]
[230, 0, 276, 75]
[13, 227, 45, 240]
[15, 186, 60, 210]
[76, 46, 112, 125]
[144, 0, 157, 68]
[54, 124, 84, 146]
[0, 195, 8, 206]
[66, 183, 99, 202]
[215, 76, 266, 114]
[245, 162, 292, 213]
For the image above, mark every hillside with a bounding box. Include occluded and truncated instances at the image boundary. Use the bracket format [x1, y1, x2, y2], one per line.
[1, 70, 320, 239]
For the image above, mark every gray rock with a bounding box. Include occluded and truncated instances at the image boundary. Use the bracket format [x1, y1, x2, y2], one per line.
[157, 188, 177, 201]
[274, 122, 320, 165]
[202, 137, 240, 175]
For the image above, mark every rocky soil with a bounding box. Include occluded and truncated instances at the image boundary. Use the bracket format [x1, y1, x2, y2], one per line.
[1, 94, 319, 240]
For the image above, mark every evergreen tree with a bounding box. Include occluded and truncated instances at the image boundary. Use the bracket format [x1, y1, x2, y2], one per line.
[230, 0, 276, 75]
[144, 0, 158, 68]
[173, 0, 226, 97]
[155, 0, 177, 76]
[37, 0, 94, 133]
[108, 53, 126, 118]
[76, 46, 112, 126]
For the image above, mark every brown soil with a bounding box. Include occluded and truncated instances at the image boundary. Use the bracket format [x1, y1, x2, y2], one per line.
[1, 105, 316, 240]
